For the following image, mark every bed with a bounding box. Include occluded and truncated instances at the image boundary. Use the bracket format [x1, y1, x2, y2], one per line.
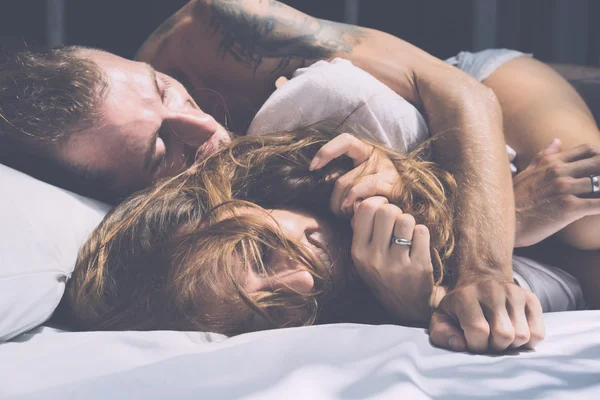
[2, 311, 600, 399]
[1, 150, 600, 399]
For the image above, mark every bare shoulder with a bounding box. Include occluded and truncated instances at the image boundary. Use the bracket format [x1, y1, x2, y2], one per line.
[137, 0, 367, 76]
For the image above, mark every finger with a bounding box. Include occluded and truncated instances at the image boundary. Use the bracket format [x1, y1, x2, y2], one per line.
[554, 176, 600, 196]
[449, 299, 491, 353]
[507, 297, 531, 349]
[310, 133, 372, 170]
[483, 298, 516, 353]
[372, 204, 402, 253]
[564, 196, 600, 216]
[340, 175, 395, 215]
[410, 225, 432, 267]
[429, 310, 467, 352]
[558, 143, 600, 163]
[351, 197, 389, 245]
[533, 139, 561, 163]
[523, 295, 545, 349]
[390, 214, 416, 264]
[565, 155, 600, 178]
[330, 166, 368, 216]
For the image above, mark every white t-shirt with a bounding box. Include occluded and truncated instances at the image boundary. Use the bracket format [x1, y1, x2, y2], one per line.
[247, 58, 585, 313]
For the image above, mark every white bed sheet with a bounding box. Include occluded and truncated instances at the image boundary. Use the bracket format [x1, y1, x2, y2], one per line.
[1, 311, 599, 400]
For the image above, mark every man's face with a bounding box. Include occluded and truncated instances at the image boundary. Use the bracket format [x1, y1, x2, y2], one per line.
[62, 50, 231, 195]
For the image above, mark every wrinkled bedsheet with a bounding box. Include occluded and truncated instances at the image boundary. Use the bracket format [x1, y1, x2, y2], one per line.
[1, 311, 599, 400]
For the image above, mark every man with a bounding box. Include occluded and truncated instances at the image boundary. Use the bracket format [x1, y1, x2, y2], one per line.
[0, 0, 542, 353]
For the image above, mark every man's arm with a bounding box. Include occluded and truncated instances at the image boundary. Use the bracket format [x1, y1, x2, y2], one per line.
[137, 0, 537, 352]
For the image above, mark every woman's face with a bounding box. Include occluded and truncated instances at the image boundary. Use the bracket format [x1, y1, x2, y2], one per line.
[193, 205, 355, 330]
[236, 207, 350, 296]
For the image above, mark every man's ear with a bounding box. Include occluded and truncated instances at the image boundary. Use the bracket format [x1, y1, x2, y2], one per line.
[275, 76, 289, 89]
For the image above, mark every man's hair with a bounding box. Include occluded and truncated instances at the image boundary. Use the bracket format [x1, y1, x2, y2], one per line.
[0, 45, 112, 198]
[63, 127, 457, 336]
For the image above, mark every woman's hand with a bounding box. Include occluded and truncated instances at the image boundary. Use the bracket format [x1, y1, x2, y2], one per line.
[349, 196, 435, 324]
[513, 139, 600, 247]
[310, 133, 401, 217]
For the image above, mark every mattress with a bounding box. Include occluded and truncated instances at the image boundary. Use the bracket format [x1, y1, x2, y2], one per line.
[1, 311, 599, 400]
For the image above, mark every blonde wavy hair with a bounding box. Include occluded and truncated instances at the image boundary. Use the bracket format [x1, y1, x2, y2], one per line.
[63, 127, 456, 335]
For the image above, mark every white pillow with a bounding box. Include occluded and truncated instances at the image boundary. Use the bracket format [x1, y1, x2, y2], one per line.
[0, 163, 109, 341]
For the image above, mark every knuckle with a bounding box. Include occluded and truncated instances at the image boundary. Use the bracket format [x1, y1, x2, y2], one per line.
[466, 321, 490, 336]
[514, 330, 531, 343]
[547, 163, 565, 178]
[525, 291, 540, 304]
[558, 194, 578, 211]
[493, 327, 515, 342]
[399, 213, 416, 226]
[539, 153, 556, 166]
[553, 178, 572, 194]
[580, 143, 598, 155]
[529, 328, 546, 343]
[356, 199, 375, 214]
[378, 203, 401, 218]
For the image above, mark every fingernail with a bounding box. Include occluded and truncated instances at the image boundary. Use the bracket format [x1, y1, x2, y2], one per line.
[449, 336, 464, 352]
[309, 157, 322, 171]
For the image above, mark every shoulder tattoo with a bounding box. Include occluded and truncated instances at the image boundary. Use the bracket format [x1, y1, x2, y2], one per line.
[206, 0, 366, 75]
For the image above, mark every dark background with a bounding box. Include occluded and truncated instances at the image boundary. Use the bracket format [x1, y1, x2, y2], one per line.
[1, 0, 598, 65]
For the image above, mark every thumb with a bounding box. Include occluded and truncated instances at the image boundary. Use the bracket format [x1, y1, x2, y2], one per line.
[429, 310, 467, 352]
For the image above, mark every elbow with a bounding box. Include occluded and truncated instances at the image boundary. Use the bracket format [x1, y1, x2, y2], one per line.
[454, 79, 502, 121]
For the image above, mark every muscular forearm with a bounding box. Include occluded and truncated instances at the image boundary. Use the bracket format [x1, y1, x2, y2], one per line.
[426, 80, 515, 282]
[347, 29, 515, 281]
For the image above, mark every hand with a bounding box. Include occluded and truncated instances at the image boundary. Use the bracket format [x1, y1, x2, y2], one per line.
[514, 139, 600, 247]
[310, 133, 401, 217]
[350, 196, 435, 324]
[429, 279, 545, 353]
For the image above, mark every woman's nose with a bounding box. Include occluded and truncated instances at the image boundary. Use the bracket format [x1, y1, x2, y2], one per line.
[260, 249, 315, 294]
[264, 268, 315, 294]
[164, 108, 218, 147]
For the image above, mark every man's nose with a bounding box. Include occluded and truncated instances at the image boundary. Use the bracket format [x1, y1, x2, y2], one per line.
[164, 109, 218, 146]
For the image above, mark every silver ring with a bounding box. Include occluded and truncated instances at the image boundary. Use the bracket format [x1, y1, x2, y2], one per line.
[591, 175, 600, 194]
[391, 236, 412, 246]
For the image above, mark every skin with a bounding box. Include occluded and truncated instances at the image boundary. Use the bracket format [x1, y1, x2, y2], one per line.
[135, 0, 520, 353]
[226, 207, 346, 294]
[197, 206, 352, 329]
[483, 56, 600, 251]
[63, 49, 231, 196]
